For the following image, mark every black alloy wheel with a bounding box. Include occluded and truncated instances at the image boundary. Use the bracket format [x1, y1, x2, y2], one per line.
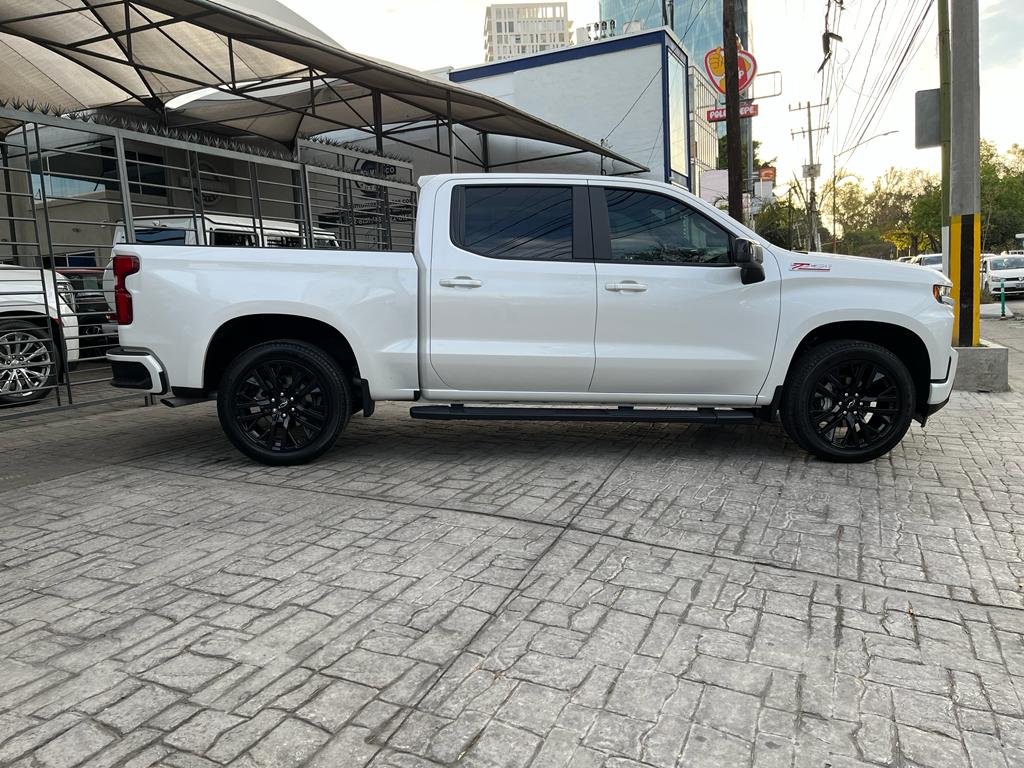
[781, 340, 915, 462]
[218, 340, 350, 465]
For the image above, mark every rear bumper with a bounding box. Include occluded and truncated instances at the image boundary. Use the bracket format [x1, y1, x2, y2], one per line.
[106, 347, 168, 394]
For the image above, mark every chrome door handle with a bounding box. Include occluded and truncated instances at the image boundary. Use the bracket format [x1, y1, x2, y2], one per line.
[439, 277, 483, 288]
[605, 282, 648, 293]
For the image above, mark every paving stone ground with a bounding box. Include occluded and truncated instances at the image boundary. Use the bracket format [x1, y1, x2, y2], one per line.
[2, 316, 1024, 768]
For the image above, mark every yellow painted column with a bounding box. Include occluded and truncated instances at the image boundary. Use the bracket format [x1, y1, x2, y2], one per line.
[949, 213, 980, 346]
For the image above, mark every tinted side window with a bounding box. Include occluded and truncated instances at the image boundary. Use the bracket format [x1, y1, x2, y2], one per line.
[603, 188, 730, 265]
[455, 185, 573, 260]
[134, 228, 187, 245]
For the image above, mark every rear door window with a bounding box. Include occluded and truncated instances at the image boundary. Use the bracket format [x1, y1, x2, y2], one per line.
[452, 185, 573, 261]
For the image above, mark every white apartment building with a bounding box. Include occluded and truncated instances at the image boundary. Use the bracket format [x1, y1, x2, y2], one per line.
[484, 3, 572, 62]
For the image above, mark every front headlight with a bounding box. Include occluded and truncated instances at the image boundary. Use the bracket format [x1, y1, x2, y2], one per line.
[933, 284, 952, 305]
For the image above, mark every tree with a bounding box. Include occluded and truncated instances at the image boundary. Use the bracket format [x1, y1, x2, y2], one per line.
[754, 186, 832, 251]
[979, 141, 1024, 252]
[817, 141, 1024, 259]
[825, 167, 937, 258]
[716, 137, 773, 171]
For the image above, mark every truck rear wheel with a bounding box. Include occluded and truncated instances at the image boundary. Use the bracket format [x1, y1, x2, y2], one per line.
[0, 320, 57, 405]
[217, 340, 350, 465]
[780, 340, 915, 463]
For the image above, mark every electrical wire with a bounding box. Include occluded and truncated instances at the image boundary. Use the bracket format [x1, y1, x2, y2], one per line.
[841, 0, 929, 154]
[842, 0, 932, 163]
[603, 67, 662, 141]
[679, 0, 713, 44]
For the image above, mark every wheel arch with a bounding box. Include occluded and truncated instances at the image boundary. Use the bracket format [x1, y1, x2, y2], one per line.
[202, 314, 362, 396]
[786, 320, 931, 418]
[0, 309, 65, 360]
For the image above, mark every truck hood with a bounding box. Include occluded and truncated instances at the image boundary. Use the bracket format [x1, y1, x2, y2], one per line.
[775, 250, 952, 287]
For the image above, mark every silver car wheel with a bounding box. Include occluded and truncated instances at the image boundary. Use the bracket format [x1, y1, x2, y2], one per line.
[0, 330, 53, 397]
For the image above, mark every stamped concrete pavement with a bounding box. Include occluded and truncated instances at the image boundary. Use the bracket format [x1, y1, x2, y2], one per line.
[1, 320, 1023, 767]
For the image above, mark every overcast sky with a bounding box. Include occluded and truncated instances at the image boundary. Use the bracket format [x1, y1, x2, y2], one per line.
[281, 0, 1021, 186]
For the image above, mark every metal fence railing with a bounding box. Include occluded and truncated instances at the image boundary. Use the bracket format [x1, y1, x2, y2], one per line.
[0, 107, 417, 417]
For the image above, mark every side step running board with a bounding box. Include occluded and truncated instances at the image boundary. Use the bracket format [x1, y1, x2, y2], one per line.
[409, 405, 757, 424]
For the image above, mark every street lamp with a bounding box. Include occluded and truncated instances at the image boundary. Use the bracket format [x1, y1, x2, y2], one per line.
[831, 130, 899, 254]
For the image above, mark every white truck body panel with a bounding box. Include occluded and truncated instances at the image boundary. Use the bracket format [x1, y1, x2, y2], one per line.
[115, 248, 418, 400]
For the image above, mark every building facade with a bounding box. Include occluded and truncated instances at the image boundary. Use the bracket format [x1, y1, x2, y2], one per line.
[689, 64, 720, 195]
[484, 3, 572, 62]
[598, 0, 750, 64]
[452, 29, 704, 188]
[601, 1, 754, 208]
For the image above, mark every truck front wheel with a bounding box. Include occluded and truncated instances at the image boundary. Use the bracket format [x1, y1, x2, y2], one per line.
[780, 340, 915, 463]
[217, 340, 350, 465]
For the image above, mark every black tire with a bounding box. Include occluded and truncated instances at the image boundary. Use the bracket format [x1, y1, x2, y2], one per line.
[0, 320, 58, 405]
[217, 340, 350, 465]
[780, 340, 915, 463]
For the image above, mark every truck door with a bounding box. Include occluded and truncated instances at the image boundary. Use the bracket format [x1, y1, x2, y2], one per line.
[427, 182, 597, 393]
[588, 183, 781, 398]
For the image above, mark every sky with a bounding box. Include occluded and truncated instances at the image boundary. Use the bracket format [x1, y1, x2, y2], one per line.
[281, 0, 1022, 187]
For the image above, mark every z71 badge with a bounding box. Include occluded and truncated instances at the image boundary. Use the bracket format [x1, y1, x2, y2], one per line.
[790, 262, 831, 272]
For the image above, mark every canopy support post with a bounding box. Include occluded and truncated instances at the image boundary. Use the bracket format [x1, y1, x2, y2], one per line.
[372, 91, 384, 155]
[446, 95, 454, 173]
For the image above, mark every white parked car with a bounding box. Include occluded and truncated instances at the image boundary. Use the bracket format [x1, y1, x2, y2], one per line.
[0, 265, 80, 404]
[912, 254, 944, 271]
[982, 253, 1024, 296]
[108, 173, 957, 465]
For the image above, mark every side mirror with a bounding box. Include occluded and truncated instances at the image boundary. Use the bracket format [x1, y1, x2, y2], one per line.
[733, 239, 766, 285]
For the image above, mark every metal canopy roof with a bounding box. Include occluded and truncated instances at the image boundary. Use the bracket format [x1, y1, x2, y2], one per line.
[0, 0, 645, 171]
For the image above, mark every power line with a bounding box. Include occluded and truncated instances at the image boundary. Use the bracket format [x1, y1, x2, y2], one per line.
[843, 0, 932, 162]
[679, 0, 713, 43]
[841, 0, 930, 154]
[603, 67, 662, 141]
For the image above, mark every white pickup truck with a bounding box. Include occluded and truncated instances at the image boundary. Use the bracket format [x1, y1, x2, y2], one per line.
[108, 173, 957, 465]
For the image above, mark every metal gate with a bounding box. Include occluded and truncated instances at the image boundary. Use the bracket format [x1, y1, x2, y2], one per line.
[0, 107, 416, 418]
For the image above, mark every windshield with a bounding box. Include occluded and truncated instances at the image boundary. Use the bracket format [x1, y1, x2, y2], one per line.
[990, 257, 1024, 270]
[919, 255, 942, 265]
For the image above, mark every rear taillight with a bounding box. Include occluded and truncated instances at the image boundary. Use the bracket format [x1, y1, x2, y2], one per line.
[113, 254, 140, 325]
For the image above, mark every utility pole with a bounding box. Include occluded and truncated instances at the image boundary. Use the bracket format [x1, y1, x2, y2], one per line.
[950, 0, 980, 347]
[938, 0, 951, 270]
[790, 101, 828, 251]
[787, 186, 793, 250]
[723, 0, 743, 222]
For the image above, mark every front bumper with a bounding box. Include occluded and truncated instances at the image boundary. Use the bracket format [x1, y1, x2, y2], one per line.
[922, 348, 958, 423]
[107, 347, 168, 394]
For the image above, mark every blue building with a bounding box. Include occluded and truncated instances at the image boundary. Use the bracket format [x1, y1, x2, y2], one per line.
[598, 1, 750, 63]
